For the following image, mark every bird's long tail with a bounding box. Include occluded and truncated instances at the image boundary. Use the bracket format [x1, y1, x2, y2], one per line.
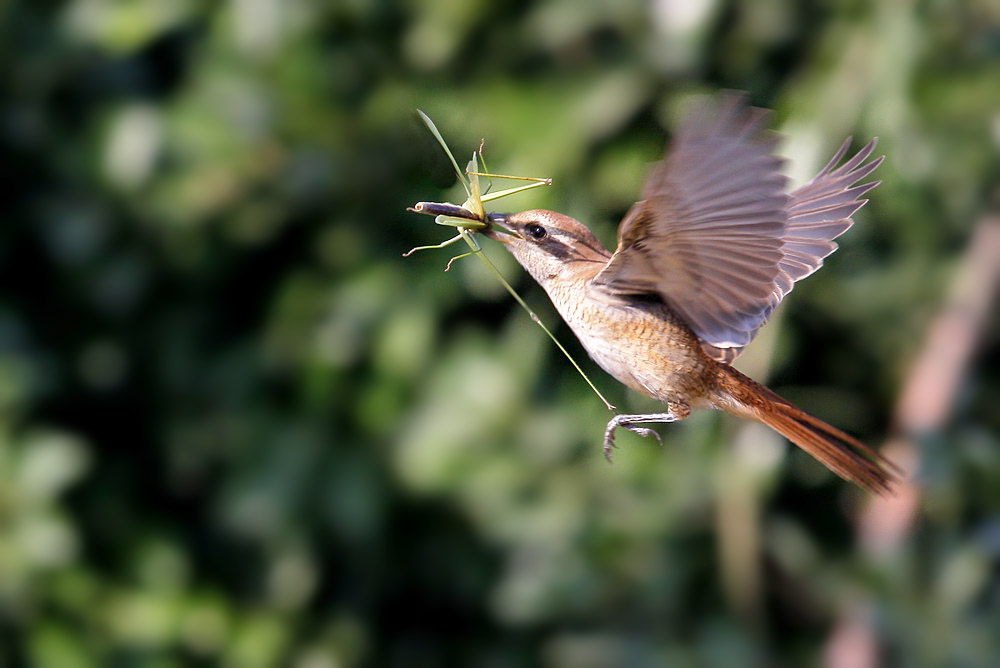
[713, 364, 901, 495]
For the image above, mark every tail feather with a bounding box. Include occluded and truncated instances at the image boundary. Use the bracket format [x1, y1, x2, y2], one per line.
[715, 365, 901, 495]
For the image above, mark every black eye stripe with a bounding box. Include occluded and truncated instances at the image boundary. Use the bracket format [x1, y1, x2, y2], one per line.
[552, 229, 609, 258]
[539, 236, 572, 260]
[519, 221, 611, 262]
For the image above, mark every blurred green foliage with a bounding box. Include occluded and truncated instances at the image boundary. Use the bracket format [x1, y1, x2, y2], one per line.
[1, 0, 999, 666]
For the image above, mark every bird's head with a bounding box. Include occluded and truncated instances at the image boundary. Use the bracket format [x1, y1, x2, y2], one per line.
[484, 210, 611, 287]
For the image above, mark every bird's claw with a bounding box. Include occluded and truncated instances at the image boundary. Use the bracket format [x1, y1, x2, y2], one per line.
[624, 425, 662, 444]
[602, 420, 662, 463]
[603, 435, 617, 463]
[602, 421, 621, 462]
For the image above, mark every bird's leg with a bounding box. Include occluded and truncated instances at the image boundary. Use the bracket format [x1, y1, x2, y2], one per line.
[603, 413, 672, 460]
[603, 403, 690, 462]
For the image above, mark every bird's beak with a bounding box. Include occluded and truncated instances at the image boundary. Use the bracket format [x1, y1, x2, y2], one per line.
[484, 213, 521, 243]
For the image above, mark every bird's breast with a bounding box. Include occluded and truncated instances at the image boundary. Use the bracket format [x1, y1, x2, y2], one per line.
[542, 280, 718, 404]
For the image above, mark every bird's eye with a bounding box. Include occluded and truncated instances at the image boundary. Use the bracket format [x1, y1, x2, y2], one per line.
[525, 223, 547, 240]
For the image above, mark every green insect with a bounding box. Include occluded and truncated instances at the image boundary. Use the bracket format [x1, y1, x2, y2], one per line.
[405, 110, 550, 269]
[406, 111, 616, 411]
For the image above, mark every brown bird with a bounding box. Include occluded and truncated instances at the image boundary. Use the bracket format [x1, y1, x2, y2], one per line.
[484, 92, 901, 494]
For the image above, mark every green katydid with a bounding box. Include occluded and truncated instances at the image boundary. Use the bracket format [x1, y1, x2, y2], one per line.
[406, 111, 616, 411]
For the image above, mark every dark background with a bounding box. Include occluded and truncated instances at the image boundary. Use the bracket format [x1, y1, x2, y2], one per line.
[1, 1, 999, 666]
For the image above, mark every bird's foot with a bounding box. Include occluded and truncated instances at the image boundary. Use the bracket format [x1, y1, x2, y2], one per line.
[623, 425, 662, 443]
[602, 425, 618, 462]
[602, 412, 678, 463]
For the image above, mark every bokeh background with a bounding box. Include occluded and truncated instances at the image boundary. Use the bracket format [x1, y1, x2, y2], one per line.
[2, 1, 999, 666]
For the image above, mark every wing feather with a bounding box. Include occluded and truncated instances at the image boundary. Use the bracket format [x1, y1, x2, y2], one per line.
[703, 137, 883, 361]
[592, 93, 883, 363]
[593, 92, 788, 349]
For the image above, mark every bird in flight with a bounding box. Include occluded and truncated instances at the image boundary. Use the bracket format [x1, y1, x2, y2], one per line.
[485, 92, 901, 494]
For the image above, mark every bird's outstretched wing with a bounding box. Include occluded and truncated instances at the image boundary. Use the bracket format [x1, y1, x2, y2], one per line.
[591, 92, 882, 363]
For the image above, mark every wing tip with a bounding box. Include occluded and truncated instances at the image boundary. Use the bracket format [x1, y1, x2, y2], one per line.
[679, 90, 777, 144]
